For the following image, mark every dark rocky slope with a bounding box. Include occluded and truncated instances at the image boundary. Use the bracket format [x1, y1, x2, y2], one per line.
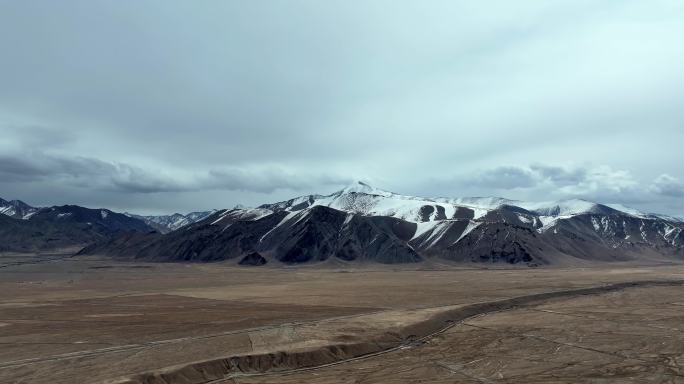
[0, 205, 154, 252]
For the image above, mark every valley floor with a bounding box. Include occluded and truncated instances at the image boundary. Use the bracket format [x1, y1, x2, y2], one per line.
[1, 254, 684, 383]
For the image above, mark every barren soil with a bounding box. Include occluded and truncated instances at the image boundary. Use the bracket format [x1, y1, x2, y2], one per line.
[1, 253, 684, 383]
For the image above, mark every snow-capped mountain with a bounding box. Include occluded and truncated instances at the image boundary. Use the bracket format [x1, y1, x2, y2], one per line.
[0, 198, 38, 219]
[257, 181, 500, 221]
[82, 181, 684, 266]
[128, 210, 217, 233]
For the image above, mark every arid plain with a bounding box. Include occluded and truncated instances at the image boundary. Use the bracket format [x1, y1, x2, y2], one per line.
[2, 253, 684, 384]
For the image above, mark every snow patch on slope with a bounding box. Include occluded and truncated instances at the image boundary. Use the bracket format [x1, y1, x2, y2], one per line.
[421, 221, 453, 248]
[517, 214, 532, 224]
[211, 208, 273, 225]
[454, 221, 481, 244]
[411, 221, 442, 241]
[259, 210, 309, 243]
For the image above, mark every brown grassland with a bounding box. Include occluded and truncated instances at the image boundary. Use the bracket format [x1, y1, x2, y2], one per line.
[1, 253, 684, 383]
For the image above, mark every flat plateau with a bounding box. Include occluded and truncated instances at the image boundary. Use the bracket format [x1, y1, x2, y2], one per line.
[2, 254, 684, 383]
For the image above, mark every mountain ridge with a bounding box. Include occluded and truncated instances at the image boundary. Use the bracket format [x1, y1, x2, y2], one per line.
[0, 198, 215, 235]
[80, 181, 684, 266]
[0, 203, 155, 252]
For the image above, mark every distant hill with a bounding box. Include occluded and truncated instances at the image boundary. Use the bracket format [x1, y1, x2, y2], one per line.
[126, 210, 217, 234]
[0, 201, 155, 252]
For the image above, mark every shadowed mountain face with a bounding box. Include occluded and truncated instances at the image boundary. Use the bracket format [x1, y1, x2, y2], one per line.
[80, 182, 684, 266]
[0, 203, 154, 252]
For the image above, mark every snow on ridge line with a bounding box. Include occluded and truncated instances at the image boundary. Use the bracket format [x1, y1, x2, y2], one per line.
[280, 191, 493, 223]
[213, 183, 683, 228]
[337, 181, 396, 197]
[263, 185, 605, 222]
[442, 196, 515, 210]
[518, 199, 598, 217]
[216, 198, 680, 230]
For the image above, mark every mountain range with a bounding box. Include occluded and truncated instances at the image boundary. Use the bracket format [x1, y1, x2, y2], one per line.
[78, 181, 684, 267]
[0, 199, 213, 252]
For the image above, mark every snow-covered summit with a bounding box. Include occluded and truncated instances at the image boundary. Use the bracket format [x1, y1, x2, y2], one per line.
[334, 181, 395, 197]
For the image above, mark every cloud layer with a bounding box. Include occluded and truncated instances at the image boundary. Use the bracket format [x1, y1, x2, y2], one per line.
[0, 1, 683, 215]
[0, 150, 349, 194]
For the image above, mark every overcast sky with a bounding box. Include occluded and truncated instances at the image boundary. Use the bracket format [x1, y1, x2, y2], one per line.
[1, 0, 683, 216]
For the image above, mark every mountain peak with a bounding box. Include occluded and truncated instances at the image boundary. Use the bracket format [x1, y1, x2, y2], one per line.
[338, 181, 393, 196]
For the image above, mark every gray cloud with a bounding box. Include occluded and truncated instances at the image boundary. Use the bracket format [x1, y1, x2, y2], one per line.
[0, 1, 683, 215]
[1, 124, 75, 148]
[0, 152, 114, 182]
[461, 164, 636, 192]
[0, 151, 348, 195]
[470, 166, 537, 189]
[441, 163, 654, 208]
[650, 174, 684, 197]
[529, 165, 588, 186]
